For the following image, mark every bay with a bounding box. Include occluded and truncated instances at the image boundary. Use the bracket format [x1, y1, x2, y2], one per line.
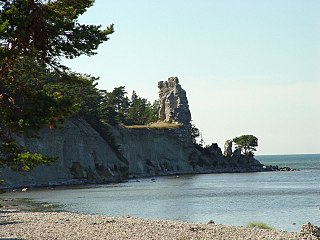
[3, 154, 320, 232]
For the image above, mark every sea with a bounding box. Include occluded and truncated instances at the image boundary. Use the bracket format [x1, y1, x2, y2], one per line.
[2, 154, 320, 232]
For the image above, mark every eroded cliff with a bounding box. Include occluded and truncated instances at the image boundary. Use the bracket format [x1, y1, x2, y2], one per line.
[0, 119, 128, 187]
[0, 121, 264, 188]
[0, 77, 264, 188]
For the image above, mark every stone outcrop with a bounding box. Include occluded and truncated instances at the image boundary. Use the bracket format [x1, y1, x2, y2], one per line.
[224, 140, 233, 157]
[263, 165, 299, 172]
[300, 222, 320, 239]
[223, 140, 243, 158]
[0, 119, 264, 188]
[0, 77, 267, 188]
[221, 139, 263, 170]
[111, 126, 196, 177]
[158, 77, 191, 126]
[0, 119, 128, 188]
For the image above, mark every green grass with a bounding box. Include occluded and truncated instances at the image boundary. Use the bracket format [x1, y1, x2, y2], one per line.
[247, 222, 274, 230]
[124, 122, 182, 129]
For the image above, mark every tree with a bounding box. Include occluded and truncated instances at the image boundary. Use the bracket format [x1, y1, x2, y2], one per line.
[44, 73, 103, 124]
[125, 91, 145, 125]
[233, 135, 258, 157]
[99, 88, 159, 126]
[125, 91, 158, 125]
[147, 100, 160, 123]
[191, 124, 200, 145]
[0, 0, 113, 171]
[99, 87, 129, 125]
[0, 0, 113, 70]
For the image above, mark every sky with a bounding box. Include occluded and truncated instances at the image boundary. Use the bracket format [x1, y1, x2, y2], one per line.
[63, 0, 320, 155]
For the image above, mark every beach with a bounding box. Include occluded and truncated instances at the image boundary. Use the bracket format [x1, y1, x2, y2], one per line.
[1, 154, 319, 239]
[0, 210, 301, 240]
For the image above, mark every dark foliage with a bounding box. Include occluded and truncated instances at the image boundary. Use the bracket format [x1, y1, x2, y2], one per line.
[233, 134, 258, 156]
[0, 0, 113, 171]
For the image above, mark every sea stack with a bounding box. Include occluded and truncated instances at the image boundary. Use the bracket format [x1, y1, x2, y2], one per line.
[158, 77, 191, 127]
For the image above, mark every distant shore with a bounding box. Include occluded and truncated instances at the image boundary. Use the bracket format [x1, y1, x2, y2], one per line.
[0, 210, 301, 240]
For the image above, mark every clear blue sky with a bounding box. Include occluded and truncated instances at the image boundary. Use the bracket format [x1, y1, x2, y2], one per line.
[64, 0, 320, 155]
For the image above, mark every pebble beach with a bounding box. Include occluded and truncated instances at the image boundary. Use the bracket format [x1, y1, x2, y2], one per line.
[0, 210, 302, 240]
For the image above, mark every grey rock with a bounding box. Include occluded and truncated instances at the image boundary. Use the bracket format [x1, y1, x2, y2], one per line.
[0, 119, 128, 188]
[224, 140, 233, 157]
[158, 77, 191, 126]
[0, 79, 268, 188]
[232, 148, 241, 158]
[111, 126, 195, 177]
[300, 222, 320, 239]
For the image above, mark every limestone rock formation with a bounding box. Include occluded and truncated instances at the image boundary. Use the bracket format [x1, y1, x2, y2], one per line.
[158, 77, 191, 126]
[0, 119, 128, 188]
[224, 140, 233, 157]
[111, 126, 196, 177]
[0, 78, 268, 188]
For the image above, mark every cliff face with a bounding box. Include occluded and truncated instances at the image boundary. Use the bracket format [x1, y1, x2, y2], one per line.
[0, 77, 264, 188]
[0, 120, 203, 187]
[112, 126, 195, 177]
[0, 119, 128, 188]
[0, 119, 263, 188]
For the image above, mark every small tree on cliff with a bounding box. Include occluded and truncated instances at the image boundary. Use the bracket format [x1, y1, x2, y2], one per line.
[233, 135, 258, 157]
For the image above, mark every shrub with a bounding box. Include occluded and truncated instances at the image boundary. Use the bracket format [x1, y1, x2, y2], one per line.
[247, 222, 274, 230]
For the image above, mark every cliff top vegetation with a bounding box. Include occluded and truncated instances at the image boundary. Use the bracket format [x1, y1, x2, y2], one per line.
[125, 122, 182, 129]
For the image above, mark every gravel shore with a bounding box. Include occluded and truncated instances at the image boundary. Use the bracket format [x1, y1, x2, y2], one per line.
[0, 210, 302, 240]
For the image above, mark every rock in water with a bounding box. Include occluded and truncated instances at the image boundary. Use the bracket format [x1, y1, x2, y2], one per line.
[158, 77, 191, 126]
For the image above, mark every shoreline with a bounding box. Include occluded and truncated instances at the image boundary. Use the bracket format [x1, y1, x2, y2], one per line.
[0, 209, 301, 240]
[1, 194, 316, 239]
[1, 170, 313, 239]
[1, 166, 282, 190]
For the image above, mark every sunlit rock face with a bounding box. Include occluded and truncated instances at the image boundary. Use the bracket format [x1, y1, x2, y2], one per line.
[158, 77, 191, 127]
[224, 140, 233, 157]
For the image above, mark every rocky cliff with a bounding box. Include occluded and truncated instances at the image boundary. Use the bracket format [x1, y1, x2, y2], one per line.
[112, 126, 194, 177]
[0, 77, 264, 188]
[158, 77, 191, 127]
[0, 120, 263, 188]
[113, 126, 263, 177]
[0, 119, 128, 187]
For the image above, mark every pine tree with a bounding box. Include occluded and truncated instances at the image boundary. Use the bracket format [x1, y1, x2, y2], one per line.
[0, 0, 113, 171]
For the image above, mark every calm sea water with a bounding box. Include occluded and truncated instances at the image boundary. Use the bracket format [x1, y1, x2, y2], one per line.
[3, 154, 320, 232]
